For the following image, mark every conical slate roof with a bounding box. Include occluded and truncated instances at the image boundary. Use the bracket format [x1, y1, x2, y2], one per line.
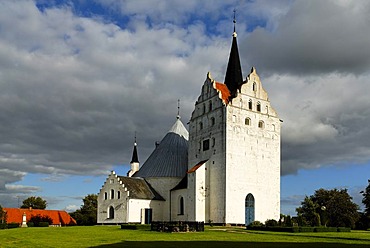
[133, 117, 188, 178]
[224, 21, 243, 99]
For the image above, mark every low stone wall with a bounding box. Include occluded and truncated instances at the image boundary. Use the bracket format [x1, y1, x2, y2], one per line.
[151, 221, 204, 232]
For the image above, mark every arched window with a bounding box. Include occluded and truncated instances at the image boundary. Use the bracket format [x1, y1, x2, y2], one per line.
[245, 118, 251, 126]
[258, 121, 264, 129]
[104, 192, 107, 200]
[117, 191, 121, 199]
[179, 196, 184, 215]
[108, 206, 114, 219]
[202, 104, 206, 114]
[248, 100, 252, 110]
[212, 137, 215, 147]
[245, 194, 255, 226]
[209, 101, 213, 111]
[210, 117, 215, 126]
[199, 122, 203, 130]
[111, 189, 114, 199]
[257, 102, 261, 112]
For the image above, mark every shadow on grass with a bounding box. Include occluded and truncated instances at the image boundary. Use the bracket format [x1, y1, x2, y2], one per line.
[91, 241, 370, 248]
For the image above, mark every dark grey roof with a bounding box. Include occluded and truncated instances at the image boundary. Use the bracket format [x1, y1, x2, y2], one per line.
[133, 117, 188, 178]
[171, 175, 187, 191]
[117, 176, 164, 200]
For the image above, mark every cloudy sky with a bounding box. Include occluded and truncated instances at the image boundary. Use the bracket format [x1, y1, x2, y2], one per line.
[0, 0, 369, 216]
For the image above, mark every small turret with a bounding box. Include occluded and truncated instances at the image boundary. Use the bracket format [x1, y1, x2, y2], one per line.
[127, 135, 140, 177]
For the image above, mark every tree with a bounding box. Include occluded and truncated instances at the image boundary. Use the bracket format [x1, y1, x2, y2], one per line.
[360, 179, 370, 229]
[296, 188, 359, 228]
[361, 179, 370, 217]
[70, 194, 97, 226]
[21, 196, 47, 209]
[0, 204, 7, 224]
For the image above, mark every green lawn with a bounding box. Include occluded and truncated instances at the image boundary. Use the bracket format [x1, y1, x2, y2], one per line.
[0, 226, 369, 248]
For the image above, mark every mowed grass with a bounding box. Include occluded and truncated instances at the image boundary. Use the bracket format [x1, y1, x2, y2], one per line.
[0, 226, 370, 248]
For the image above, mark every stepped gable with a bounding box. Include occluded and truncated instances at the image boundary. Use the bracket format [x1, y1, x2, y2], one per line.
[133, 117, 188, 178]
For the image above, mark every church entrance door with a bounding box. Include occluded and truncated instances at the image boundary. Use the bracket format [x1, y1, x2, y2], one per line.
[144, 208, 152, 224]
[245, 194, 255, 226]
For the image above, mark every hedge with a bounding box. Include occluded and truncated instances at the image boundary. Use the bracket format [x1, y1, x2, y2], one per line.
[247, 226, 350, 233]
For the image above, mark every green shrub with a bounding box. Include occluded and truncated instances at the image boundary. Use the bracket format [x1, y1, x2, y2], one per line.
[337, 227, 351, 232]
[299, 226, 315, 232]
[29, 214, 52, 227]
[121, 224, 137, 230]
[315, 227, 337, 232]
[7, 222, 20, 229]
[265, 219, 278, 227]
[0, 223, 7, 229]
[38, 222, 49, 227]
[27, 222, 34, 227]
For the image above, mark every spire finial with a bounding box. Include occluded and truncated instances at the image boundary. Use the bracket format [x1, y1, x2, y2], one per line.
[134, 131, 137, 146]
[177, 99, 181, 119]
[233, 9, 237, 37]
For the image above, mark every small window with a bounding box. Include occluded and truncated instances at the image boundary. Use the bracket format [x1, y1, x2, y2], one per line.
[111, 189, 114, 199]
[202, 104, 206, 114]
[258, 121, 264, 129]
[110, 179, 114, 184]
[179, 196, 184, 215]
[203, 139, 210, 151]
[257, 102, 261, 112]
[212, 137, 215, 147]
[211, 117, 215, 126]
[117, 191, 121, 199]
[199, 122, 203, 130]
[245, 118, 251, 125]
[209, 101, 213, 111]
[232, 115, 236, 122]
[248, 100, 252, 110]
[253, 83, 257, 92]
[104, 192, 107, 200]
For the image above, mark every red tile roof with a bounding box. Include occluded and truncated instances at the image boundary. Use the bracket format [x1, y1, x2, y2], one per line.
[213, 81, 231, 105]
[3, 208, 76, 226]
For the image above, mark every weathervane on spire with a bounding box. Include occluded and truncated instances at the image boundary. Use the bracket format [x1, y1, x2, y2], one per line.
[177, 99, 181, 119]
[233, 9, 237, 37]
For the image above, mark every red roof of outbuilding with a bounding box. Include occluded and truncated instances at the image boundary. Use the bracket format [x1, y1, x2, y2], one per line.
[3, 208, 76, 226]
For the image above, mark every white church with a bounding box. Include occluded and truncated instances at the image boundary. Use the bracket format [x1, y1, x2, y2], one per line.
[97, 23, 281, 226]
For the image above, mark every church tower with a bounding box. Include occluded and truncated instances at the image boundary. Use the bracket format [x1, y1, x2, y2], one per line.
[187, 20, 280, 225]
[127, 137, 139, 177]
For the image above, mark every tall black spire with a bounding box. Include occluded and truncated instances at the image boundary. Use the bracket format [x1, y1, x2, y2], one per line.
[130, 134, 139, 163]
[224, 10, 243, 99]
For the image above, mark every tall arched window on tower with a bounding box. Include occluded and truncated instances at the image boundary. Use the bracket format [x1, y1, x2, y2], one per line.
[245, 194, 255, 226]
[199, 122, 203, 130]
[253, 82, 257, 92]
[248, 100, 252, 110]
[257, 102, 261, 112]
[202, 104, 206, 114]
[111, 189, 114, 199]
[209, 101, 213, 111]
[179, 196, 184, 215]
[108, 206, 114, 219]
[211, 117, 215, 126]
[104, 192, 107, 200]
